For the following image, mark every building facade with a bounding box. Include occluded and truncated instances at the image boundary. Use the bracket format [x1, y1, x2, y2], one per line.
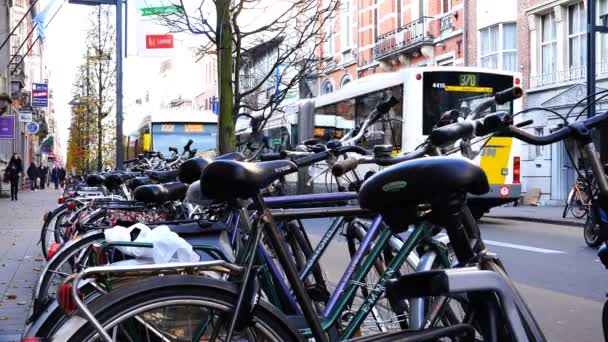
[0, 0, 52, 172]
[317, 0, 467, 95]
[516, 0, 608, 204]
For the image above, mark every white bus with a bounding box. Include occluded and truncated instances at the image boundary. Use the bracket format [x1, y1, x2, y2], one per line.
[126, 110, 218, 159]
[238, 66, 523, 218]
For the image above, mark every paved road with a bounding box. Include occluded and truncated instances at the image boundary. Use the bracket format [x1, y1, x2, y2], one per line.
[303, 217, 606, 342]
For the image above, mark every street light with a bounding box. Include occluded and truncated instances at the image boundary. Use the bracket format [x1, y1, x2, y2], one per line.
[68, 0, 124, 169]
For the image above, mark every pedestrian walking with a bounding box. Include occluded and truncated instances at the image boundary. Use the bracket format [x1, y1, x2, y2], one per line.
[51, 165, 60, 190]
[59, 166, 66, 189]
[39, 165, 48, 190]
[4, 153, 23, 201]
[27, 162, 40, 191]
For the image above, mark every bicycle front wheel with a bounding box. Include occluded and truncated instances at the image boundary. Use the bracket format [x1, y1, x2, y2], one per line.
[56, 275, 300, 342]
[570, 191, 589, 218]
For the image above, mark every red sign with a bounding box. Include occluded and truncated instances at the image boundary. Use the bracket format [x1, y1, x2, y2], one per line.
[498, 186, 511, 198]
[146, 34, 174, 49]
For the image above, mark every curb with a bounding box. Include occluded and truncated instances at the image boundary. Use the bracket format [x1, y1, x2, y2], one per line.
[485, 215, 584, 227]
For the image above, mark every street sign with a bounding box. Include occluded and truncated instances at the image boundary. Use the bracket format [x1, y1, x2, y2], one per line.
[0, 116, 14, 139]
[32, 83, 49, 107]
[146, 34, 174, 49]
[141, 5, 182, 16]
[19, 112, 32, 122]
[27, 122, 39, 134]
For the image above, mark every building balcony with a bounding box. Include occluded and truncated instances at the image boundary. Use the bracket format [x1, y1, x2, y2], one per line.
[530, 62, 608, 89]
[373, 17, 434, 61]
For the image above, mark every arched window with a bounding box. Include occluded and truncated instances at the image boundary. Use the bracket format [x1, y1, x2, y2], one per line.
[340, 74, 352, 87]
[321, 80, 334, 94]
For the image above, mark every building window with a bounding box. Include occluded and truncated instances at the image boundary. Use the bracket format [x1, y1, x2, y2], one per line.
[534, 127, 544, 157]
[437, 55, 454, 66]
[324, 16, 334, 58]
[600, 0, 608, 64]
[342, 0, 351, 50]
[479, 23, 517, 71]
[340, 74, 352, 87]
[373, 0, 379, 42]
[568, 2, 586, 68]
[321, 80, 334, 94]
[541, 12, 557, 74]
[442, 0, 451, 13]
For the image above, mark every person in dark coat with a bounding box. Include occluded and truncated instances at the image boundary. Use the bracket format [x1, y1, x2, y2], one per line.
[59, 167, 67, 188]
[51, 165, 60, 190]
[5, 153, 23, 200]
[39, 165, 48, 190]
[27, 162, 40, 191]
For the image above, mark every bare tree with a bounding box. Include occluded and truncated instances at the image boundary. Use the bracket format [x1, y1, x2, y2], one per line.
[155, 0, 339, 154]
[86, 5, 116, 171]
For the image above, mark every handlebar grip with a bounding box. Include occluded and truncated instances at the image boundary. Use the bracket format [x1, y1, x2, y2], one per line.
[429, 120, 476, 146]
[260, 152, 283, 161]
[515, 119, 534, 128]
[494, 87, 523, 105]
[294, 151, 331, 168]
[184, 139, 194, 152]
[376, 96, 399, 114]
[169, 147, 178, 154]
[331, 158, 359, 177]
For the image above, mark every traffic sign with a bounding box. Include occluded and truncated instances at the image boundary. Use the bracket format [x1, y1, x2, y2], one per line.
[27, 122, 39, 134]
[19, 112, 32, 122]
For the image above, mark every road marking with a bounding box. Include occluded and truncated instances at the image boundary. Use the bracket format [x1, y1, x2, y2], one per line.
[484, 239, 565, 254]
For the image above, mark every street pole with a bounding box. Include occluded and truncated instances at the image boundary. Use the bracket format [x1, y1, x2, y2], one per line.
[85, 51, 91, 174]
[587, 0, 596, 119]
[115, 0, 124, 169]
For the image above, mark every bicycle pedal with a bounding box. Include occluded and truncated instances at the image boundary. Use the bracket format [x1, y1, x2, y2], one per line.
[306, 283, 330, 302]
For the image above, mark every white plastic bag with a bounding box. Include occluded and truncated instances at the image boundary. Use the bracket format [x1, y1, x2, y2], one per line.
[104, 223, 200, 263]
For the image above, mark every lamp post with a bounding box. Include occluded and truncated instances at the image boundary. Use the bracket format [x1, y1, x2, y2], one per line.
[68, 0, 124, 169]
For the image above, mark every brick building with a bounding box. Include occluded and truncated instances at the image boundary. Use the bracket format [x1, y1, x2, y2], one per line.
[317, 0, 467, 95]
[516, 0, 608, 203]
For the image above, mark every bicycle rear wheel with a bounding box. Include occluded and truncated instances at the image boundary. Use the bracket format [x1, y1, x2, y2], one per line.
[57, 275, 300, 342]
[570, 190, 589, 218]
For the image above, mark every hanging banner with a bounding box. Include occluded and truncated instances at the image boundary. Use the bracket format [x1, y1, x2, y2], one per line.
[0, 116, 14, 139]
[32, 83, 49, 107]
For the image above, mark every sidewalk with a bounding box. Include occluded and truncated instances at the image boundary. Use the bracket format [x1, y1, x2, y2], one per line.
[0, 188, 59, 341]
[486, 205, 585, 227]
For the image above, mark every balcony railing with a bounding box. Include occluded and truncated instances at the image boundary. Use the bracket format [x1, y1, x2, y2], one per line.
[373, 17, 434, 61]
[530, 62, 608, 88]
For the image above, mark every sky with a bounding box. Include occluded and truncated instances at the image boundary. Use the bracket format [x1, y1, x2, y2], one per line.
[41, 0, 211, 159]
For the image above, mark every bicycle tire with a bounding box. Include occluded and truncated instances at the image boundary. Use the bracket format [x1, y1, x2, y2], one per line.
[570, 191, 589, 219]
[40, 204, 69, 259]
[32, 230, 105, 317]
[55, 275, 300, 342]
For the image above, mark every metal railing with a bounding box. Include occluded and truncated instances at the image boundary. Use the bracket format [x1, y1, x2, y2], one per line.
[530, 61, 608, 88]
[373, 17, 434, 61]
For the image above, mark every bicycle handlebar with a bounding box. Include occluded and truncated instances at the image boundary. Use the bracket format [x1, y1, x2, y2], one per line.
[184, 139, 194, 152]
[260, 152, 283, 161]
[495, 86, 523, 105]
[331, 158, 359, 177]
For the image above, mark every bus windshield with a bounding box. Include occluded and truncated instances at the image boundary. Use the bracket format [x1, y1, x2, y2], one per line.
[151, 122, 217, 155]
[422, 71, 514, 135]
